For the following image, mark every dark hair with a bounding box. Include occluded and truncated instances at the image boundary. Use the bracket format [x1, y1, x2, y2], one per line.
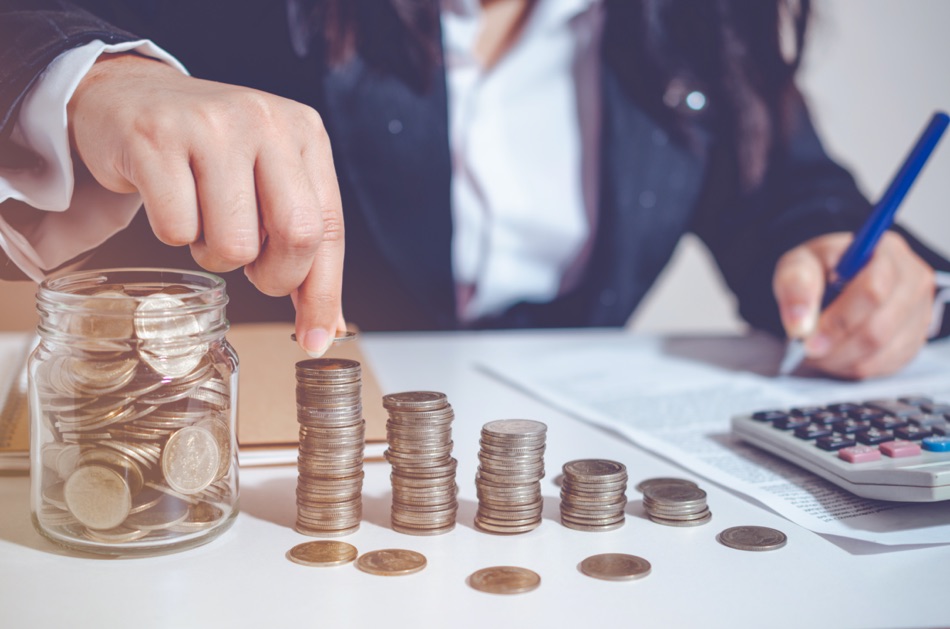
[310, 0, 810, 190]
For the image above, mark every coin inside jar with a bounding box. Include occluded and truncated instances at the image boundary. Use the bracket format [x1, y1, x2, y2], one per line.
[63, 465, 133, 531]
[161, 426, 220, 494]
[287, 541, 359, 567]
[468, 566, 541, 594]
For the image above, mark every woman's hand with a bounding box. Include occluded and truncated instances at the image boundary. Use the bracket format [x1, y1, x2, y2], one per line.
[773, 231, 935, 379]
[68, 53, 346, 356]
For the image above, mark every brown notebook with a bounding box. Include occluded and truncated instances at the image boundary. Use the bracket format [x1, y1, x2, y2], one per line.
[227, 323, 387, 456]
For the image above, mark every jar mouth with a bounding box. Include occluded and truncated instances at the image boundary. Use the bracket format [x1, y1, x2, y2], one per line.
[40, 268, 226, 301]
[36, 268, 229, 345]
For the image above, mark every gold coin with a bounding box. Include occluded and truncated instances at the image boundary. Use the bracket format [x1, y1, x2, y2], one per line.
[468, 566, 540, 594]
[287, 541, 359, 567]
[355, 549, 427, 576]
[579, 553, 652, 581]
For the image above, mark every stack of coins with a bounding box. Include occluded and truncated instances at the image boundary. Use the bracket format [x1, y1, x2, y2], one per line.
[295, 358, 365, 537]
[475, 420, 547, 534]
[35, 286, 235, 545]
[559, 459, 628, 531]
[383, 391, 458, 535]
[640, 480, 711, 527]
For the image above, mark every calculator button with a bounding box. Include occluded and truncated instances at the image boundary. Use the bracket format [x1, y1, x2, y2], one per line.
[870, 415, 908, 430]
[921, 403, 950, 416]
[832, 419, 871, 434]
[899, 395, 933, 407]
[932, 423, 950, 437]
[922, 436, 950, 453]
[880, 440, 922, 458]
[855, 427, 895, 445]
[774, 415, 811, 430]
[908, 413, 946, 428]
[866, 400, 919, 418]
[838, 445, 882, 463]
[816, 434, 857, 451]
[809, 411, 840, 426]
[827, 402, 861, 414]
[848, 408, 885, 422]
[894, 425, 931, 441]
[790, 406, 825, 417]
[752, 410, 787, 422]
[794, 423, 834, 440]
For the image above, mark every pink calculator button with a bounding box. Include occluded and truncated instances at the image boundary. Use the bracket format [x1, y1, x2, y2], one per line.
[880, 440, 922, 458]
[838, 445, 881, 463]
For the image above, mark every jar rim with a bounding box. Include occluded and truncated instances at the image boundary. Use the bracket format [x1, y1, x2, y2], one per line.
[39, 267, 226, 300]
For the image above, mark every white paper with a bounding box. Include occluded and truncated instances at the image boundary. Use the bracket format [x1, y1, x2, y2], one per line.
[481, 332, 950, 545]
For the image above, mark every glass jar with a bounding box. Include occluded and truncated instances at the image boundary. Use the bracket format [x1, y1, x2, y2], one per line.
[29, 268, 239, 556]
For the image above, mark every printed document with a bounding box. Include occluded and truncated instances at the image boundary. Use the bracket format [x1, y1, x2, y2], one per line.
[482, 332, 950, 545]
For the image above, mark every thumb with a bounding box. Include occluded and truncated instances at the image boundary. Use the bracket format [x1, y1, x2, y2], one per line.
[773, 245, 826, 339]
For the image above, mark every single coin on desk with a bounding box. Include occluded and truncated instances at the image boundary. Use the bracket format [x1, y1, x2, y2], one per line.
[716, 526, 787, 551]
[579, 553, 652, 581]
[468, 566, 541, 594]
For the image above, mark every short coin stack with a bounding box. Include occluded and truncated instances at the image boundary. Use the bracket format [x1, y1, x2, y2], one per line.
[559, 459, 628, 531]
[295, 358, 365, 537]
[383, 391, 458, 535]
[640, 479, 711, 527]
[475, 420, 547, 534]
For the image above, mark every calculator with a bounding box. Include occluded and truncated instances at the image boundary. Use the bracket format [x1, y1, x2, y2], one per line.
[731, 396, 950, 502]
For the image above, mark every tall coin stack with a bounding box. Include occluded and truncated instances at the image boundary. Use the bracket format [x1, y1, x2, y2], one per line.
[474, 420, 547, 534]
[559, 459, 628, 531]
[383, 391, 458, 535]
[295, 358, 365, 537]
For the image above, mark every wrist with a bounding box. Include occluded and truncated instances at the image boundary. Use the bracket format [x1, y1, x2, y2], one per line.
[66, 52, 174, 155]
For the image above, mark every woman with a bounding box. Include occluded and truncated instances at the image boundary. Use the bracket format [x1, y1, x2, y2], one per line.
[0, 0, 946, 377]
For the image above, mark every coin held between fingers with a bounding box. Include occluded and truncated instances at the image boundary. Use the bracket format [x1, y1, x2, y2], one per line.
[291, 331, 357, 345]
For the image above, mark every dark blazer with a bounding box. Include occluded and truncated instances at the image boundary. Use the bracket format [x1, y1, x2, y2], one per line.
[1, 1, 948, 337]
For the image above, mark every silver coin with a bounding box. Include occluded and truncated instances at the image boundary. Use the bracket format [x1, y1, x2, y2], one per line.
[717, 525, 787, 551]
[161, 426, 220, 495]
[64, 465, 132, 531]
[636, 477, 699, 493]
[482, 419, 548, 438]
[290, 330, 357, 344]
[563, 459, 627, 479]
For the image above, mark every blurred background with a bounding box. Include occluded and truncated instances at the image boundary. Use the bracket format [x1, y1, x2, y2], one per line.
[631, 0, 950, 334]
[0, 0, 947, 334]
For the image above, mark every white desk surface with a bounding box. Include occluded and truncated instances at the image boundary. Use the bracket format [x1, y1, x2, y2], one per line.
[2, 329, 948, 629]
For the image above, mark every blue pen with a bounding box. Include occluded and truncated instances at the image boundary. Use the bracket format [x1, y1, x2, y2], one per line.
[778, 111, 950, 376]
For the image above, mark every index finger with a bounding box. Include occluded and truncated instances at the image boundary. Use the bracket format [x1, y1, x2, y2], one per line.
[293, 140, 346, 357]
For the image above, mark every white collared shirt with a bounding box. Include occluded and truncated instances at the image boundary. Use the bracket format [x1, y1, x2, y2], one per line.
[443, 0, 604, 320]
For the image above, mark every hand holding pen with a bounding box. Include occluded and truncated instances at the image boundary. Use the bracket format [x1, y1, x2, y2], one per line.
[773, 111, 949, 379]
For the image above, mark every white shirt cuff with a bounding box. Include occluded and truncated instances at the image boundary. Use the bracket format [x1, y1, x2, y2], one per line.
[0, 39, 187, 282]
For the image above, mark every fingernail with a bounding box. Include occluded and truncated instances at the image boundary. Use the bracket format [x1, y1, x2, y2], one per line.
[805, 333, 831, 358]
[302, 328, 331, 358]
[784, 304, 818, 339]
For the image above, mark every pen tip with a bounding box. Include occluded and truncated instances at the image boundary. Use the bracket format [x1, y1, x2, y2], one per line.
[778, 340, 806, 377]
